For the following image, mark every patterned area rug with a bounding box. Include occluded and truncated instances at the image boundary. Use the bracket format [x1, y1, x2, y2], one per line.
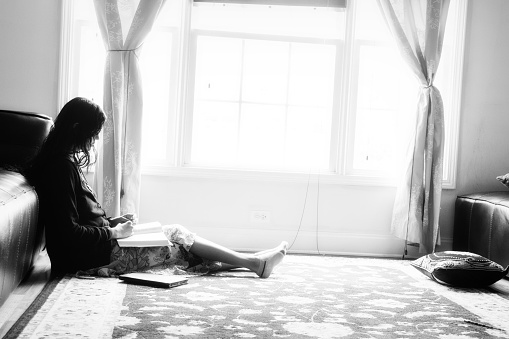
[7, 255, 509, 338]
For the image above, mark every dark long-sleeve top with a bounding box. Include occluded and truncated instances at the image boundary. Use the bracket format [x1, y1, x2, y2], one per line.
[35, 156, 113, 273]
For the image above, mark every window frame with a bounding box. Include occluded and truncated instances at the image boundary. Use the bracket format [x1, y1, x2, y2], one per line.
[182, 28, 344, 173]
[58, 0, 467, 189]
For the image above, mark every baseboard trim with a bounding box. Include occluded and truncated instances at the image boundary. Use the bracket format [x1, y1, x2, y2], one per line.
[189, 226, 453, 259]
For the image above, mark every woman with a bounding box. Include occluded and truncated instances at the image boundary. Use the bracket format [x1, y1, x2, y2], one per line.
[27, 97, 287, 278]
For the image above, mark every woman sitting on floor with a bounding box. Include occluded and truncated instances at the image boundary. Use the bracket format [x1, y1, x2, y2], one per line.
[26, 97, 287, 278]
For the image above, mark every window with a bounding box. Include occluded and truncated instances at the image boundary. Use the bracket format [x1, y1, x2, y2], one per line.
[60, 0, 466, 187]
[187, 3, 344, 172]
[346, 0, 417, 177]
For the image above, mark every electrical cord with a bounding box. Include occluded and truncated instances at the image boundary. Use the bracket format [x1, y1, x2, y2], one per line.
[316, 172, 322, 255]
[288, 171, 312, 251]
[287, 170, 323, 256]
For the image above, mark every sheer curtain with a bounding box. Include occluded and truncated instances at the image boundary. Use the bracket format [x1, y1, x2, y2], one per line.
[93, 0, 166, 216]
[376, 0, 450, 253]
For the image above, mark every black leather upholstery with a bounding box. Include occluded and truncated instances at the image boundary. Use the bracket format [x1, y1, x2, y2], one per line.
[453, 191, 509, 268]
[0, 110, 52, 307]
[0, 110, 52, 168]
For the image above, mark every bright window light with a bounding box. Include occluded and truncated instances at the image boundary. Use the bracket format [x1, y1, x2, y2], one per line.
[187, 2, 343, 172]
[348, 4, 418, 175]
[62, 0, 465, 186]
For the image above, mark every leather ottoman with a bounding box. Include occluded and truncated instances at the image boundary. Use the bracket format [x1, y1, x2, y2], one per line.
[453, 191, 509, 268]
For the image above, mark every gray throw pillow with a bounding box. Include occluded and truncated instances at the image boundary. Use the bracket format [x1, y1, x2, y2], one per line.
[411, 251, 509, 287]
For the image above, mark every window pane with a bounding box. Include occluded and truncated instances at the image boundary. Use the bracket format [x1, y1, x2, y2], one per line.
[353, 109, 402, 171]
[238, 103, 286, 169]
[139, 29, 173, 163]
[191, 101, 239, 166]
[188, 3, 344, 172]
[286, 106, 331, 170]
[434, 0, 462, 182]
[288, 43, 336, 106]
[349, 0, 417, 174]
[139, 0, 182, 166]
[75, 24, 105, 103]
[242, 40, 289, 104]
[195, 36, 242, 102]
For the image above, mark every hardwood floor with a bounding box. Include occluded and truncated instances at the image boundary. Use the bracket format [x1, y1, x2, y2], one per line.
[0, 251, 52, 338]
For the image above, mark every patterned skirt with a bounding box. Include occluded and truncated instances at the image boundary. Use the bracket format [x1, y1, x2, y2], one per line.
[83, 224, 221, 277]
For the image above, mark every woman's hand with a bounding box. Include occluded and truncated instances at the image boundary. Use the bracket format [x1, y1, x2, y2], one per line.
[110, 221, 134, 239]
[109, 213, 138, 227]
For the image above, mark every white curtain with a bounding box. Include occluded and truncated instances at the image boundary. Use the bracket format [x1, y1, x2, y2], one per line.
[376, 0, 450, 253]
[93, 0, 166, 216]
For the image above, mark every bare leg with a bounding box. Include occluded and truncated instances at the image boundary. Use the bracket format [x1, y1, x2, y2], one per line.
[189, 237, 286, 278]
[217, 242, 288, 271]
[162, 224, 286, 278]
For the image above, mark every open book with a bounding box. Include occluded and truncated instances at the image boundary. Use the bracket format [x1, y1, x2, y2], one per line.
[116, 221, 169, 247]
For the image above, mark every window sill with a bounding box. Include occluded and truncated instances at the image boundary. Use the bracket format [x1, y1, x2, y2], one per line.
[141, 165, 394, 186]
[141, 165, 456, 189]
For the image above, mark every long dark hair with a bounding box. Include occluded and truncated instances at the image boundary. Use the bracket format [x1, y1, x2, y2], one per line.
[27, 97, 106, 183]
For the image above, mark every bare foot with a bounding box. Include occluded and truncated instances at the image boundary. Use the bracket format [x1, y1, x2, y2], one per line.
[254, 241, 288, 257]
[256, 243, 287, 278]
[215, 242, 289, 272]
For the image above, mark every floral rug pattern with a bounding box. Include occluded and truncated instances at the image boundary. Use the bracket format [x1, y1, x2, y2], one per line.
[11, 255, 509, 338]
[113, 256, 509, 339]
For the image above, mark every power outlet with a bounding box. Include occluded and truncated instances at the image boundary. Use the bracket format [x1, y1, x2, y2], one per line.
[250, 210, 271, 224]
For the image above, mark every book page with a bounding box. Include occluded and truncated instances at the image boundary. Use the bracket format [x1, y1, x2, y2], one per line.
[132, 221, 162, 235]
[117, 232, 169, 247]
[117, 221, 168, 247]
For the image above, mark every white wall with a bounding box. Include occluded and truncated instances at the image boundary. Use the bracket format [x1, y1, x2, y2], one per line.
[0, 0, 61, 117]
[1, 0, 508, 258]
[139, 175, 401, 256]
[440, 0, 509, 243]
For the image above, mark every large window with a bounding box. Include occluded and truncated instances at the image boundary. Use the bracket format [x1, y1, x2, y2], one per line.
[60, 0, 466, 186]
[187, 3, 343, 172]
